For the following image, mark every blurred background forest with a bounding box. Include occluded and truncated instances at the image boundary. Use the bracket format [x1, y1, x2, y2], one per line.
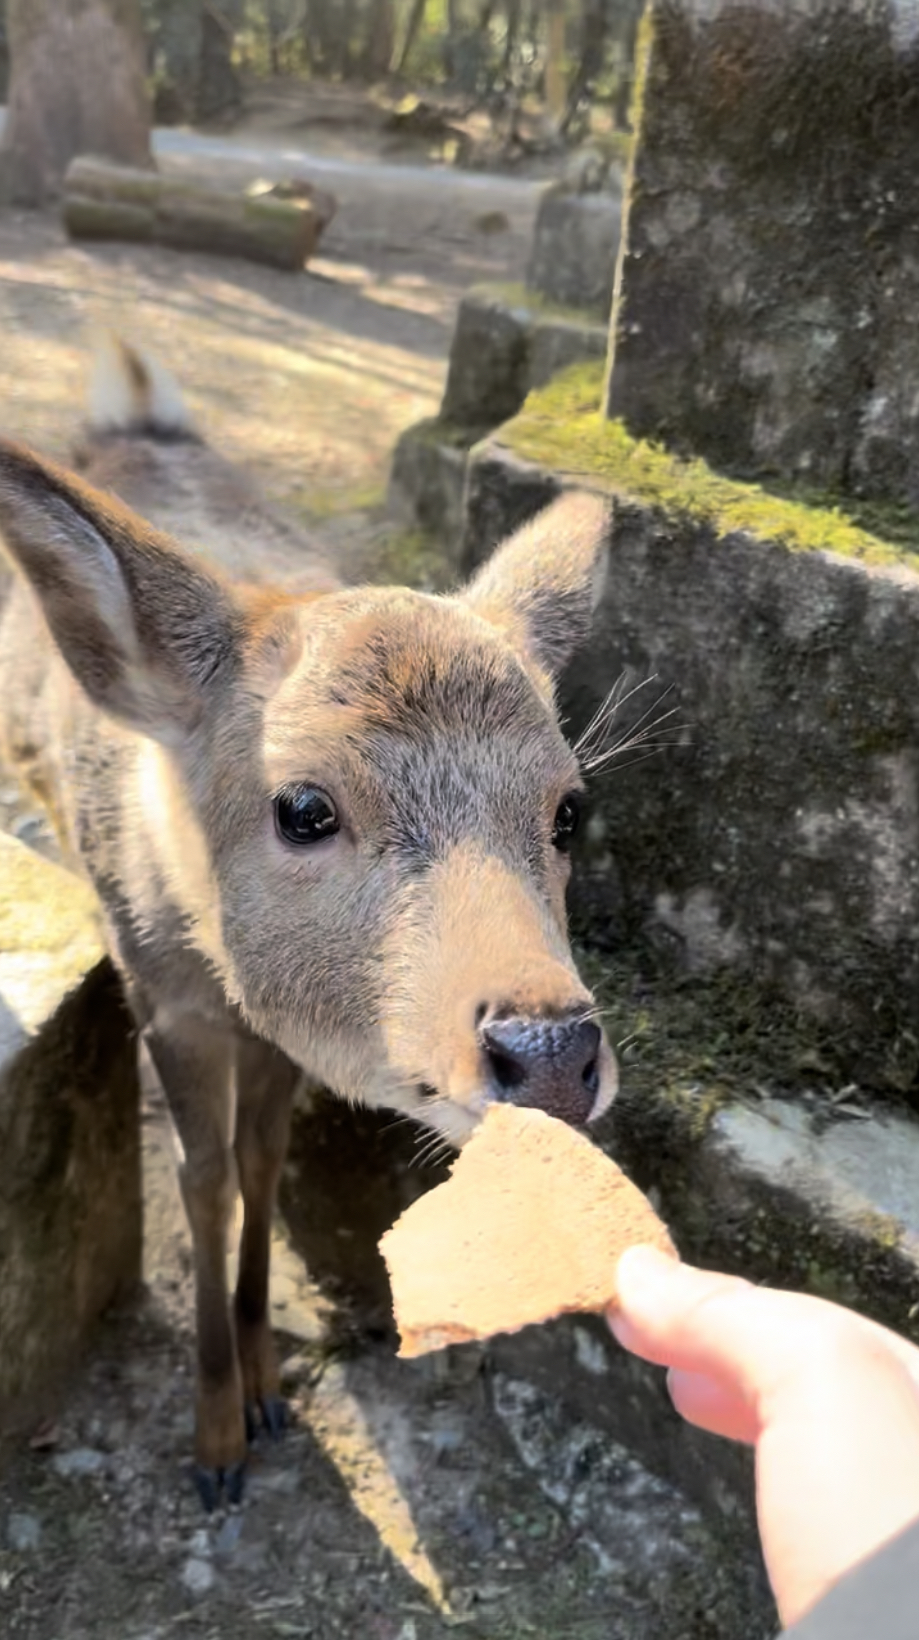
[0, 1, 643, 159]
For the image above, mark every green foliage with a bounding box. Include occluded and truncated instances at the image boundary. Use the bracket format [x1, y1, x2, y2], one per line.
[138, 1, 642, 136]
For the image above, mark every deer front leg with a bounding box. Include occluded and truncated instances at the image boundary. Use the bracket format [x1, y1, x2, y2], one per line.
[143, 1012, 246, 1511]
[233, 1034, 299, 1441]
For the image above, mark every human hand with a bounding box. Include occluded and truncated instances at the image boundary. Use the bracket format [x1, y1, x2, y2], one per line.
[608, 1248, 919, 1628]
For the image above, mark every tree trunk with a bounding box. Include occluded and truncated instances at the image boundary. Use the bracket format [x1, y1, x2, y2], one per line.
[502, 0, 522, 72]
[611, 0, 643, 131]
[444, 0, 460, 79]
[394, 0, 428, 76]
[265, 0, 284, 76]
[0, 0, 152, 207]
[196, 1, 241, 123]
[559, 0, 608, 138]
[361, 0, 395, 80]
[544, 0, 568, 125]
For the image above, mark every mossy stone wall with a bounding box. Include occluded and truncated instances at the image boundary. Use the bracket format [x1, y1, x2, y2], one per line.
[464, 417, 919, 1099]
[607, 0, 919, 506]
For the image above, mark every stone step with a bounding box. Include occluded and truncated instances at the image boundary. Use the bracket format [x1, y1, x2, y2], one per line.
[441, 282, 609, 433]
[0, 834, 141, 1434]
[446, 364, 919, 1568]
[387, 416, 471, 566]
[388, 286, 608, 544]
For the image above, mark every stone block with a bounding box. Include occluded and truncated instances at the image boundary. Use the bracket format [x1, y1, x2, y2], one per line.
[606, 0, 919, 505]
[527, 184, 621, 316]
[462, 390, 919, 1093]
[387, 417, 471, 563]
[440, 285, 608, 433]
[0, 835, 141, 1432]
[440, 287, 532, 429]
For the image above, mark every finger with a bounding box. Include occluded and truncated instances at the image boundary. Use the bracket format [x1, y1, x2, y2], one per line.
[608, 1247, 767, 1384]
[756, 1338, 919, 1626]
[608, 1246, 919, 1627]
[666, 1368, 758, 1444]
[858, 1313, 919, 1389]
[611, 1246, 919, 1402]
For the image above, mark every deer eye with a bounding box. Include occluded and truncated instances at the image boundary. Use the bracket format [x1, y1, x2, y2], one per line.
[274, 786, 339, 846]
[552, 793, 581, 853]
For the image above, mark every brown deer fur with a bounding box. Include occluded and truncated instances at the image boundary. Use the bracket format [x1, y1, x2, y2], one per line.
[0, 340, 617, 1506]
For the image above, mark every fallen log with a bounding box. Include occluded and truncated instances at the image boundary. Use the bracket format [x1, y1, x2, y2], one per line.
[62, 156, 334, 272]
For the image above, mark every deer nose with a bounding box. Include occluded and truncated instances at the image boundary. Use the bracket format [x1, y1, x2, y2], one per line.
[478, 1011, 602, 1127]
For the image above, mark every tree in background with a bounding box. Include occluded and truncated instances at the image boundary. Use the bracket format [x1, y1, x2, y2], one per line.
[0, 0, 152, 205]
[142, 0, 244, 123]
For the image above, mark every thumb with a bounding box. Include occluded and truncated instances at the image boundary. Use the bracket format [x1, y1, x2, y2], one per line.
[608, 1247, 760, 1383]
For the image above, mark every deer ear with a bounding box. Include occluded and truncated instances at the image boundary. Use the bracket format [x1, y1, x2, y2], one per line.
[0, 440, 238, 744]
[461, 491, 610, 681]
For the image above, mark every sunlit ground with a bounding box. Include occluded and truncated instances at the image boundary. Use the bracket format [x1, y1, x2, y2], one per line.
[0, 214, 446, 524]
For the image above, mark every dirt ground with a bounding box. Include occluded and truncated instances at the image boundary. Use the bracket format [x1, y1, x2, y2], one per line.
[0, 103, 765, 1640]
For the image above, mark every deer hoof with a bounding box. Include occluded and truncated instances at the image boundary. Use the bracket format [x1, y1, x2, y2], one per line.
[192, 1458, 247, 1513]
[245, 1395, 289, 1443]
[262, 1395, 289, 1441]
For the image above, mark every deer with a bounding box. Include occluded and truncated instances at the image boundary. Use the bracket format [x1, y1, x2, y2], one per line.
[0, 338, 618, 1510]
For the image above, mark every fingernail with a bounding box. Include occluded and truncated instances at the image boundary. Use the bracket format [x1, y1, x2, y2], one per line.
[615, 1245, 678, 1305]
[606, 1247, 680, 1346]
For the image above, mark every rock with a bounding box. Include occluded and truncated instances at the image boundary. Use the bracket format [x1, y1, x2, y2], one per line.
[527, 185, 621, 315]
[387, 420, 470, 563]
[472, 209, 510, 234]
[440, 290, 531, 430]
[605, 0, 919, 506]
[52, 1447, 106, 1479]
[213, 1514, 243, 1557]
[484, 1071, 919, 1543]
[441, 286, 609, 433]
[6, 1512, 41, 1551]
[0, 835, 141, 1435]
[391, 286, 608, 545]
[561, 145, 612, 195]
[180, 1556, 215, 1596]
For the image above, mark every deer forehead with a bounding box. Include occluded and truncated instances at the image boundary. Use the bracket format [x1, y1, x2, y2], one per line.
[259, 588, 577, 798]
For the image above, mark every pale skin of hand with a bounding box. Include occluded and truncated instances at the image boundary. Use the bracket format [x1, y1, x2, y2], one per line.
[607, 1247, 919, 1629]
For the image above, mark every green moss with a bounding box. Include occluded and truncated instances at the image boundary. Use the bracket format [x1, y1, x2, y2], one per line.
[366, 527, 456, 593]
[405, 414, 483, 452]
[499, 363, 919, 568]
[578, 944, 843, 1115]
[471, 281, 608, 330]
[288, 479, 387, 521]
[851, 1208, 903, 1253]
[0, 839, 100, 964]
[589, 129, 634, 171]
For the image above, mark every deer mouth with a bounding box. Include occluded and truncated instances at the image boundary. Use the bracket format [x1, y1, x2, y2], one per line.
[413, 1042, 617, 1145]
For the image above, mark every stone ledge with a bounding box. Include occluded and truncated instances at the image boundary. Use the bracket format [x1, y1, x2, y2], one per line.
[0, 835, 141, 1433]
[461, 419, 919, 1094]
[488, 1078, 919, 1540]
